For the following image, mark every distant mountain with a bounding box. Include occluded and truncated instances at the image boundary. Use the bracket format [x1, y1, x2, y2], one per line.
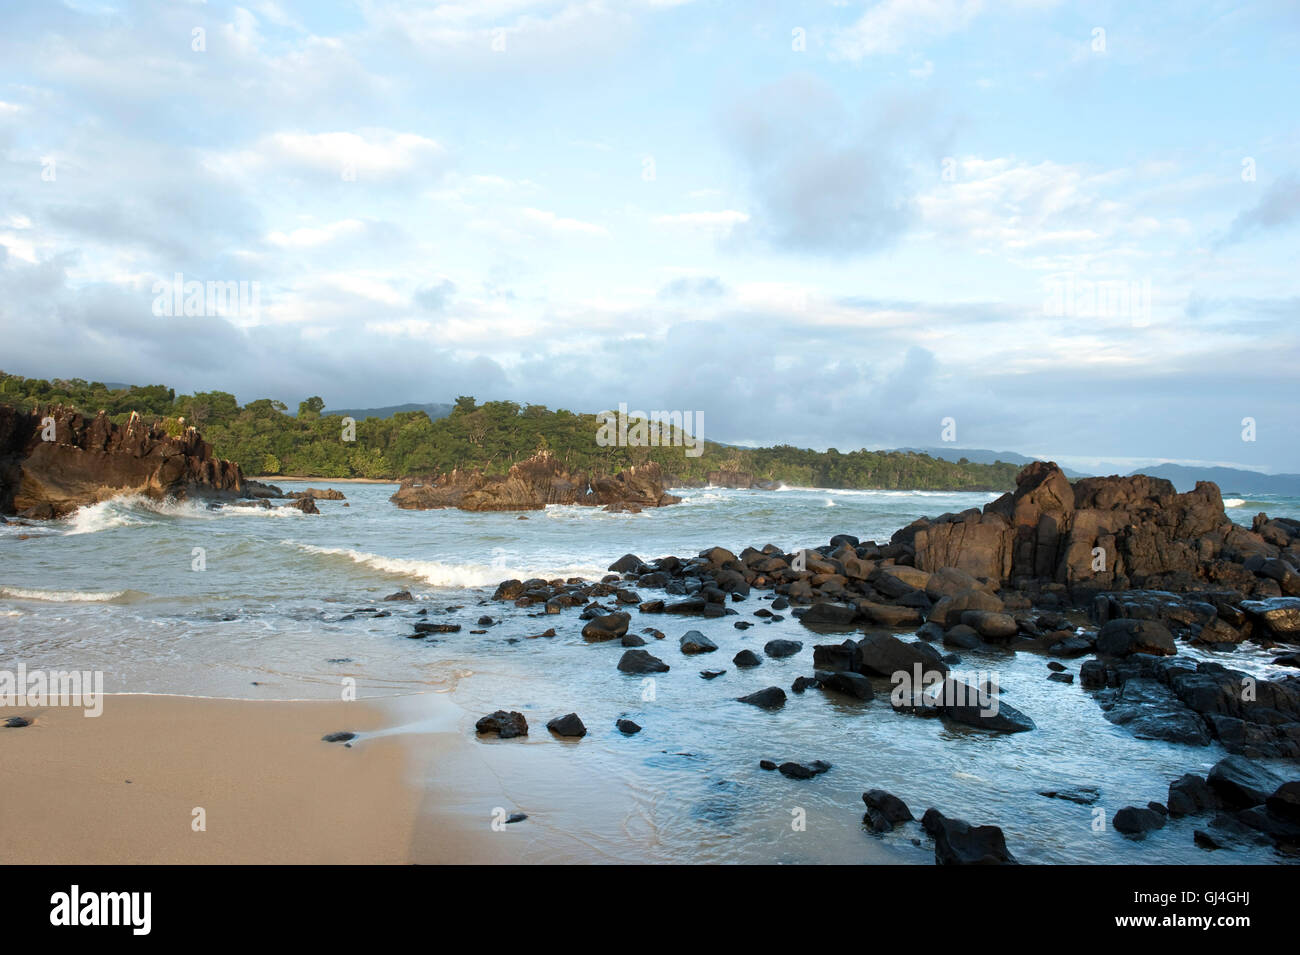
[322, 402, 454, 422]
[1126, 463, 1300, 496]
[894, 447, 1089, 479]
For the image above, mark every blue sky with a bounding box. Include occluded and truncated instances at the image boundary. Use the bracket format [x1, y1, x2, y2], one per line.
[2, 0, 1298, 473]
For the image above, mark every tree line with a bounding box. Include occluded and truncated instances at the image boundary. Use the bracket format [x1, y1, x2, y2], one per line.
[0, 373, 1022, 490]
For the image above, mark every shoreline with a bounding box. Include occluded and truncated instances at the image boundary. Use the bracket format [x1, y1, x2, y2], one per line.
[257, 476, 399, 484]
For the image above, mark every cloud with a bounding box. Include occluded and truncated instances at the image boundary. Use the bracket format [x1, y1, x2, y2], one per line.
[720, 74, 947, 255]
[657, 275, 727, 299]
[1218, 172, 1300, 246]
[832, 0, 986, 59]
[518, 208, 609, 237]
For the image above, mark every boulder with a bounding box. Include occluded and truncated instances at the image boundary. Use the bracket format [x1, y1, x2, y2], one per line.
[763, 638, 803, 658]
[1207, 755, 1285, 809]
[476, 710, 529, 739]
[617, 649, 670, 674]
[582, 612, 631, 641]
[737, 687, 786, 709]
[546, 713, 587, 738]
[1096, 618, 1177, 657]
[680, 631, 719, 654]
[921, 809, 1016, 865]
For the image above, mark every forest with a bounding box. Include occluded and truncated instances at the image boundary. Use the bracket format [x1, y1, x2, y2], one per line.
[0, 372, 1023, 490]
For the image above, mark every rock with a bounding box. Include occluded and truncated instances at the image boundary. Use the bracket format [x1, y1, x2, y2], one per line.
[791, 675, 821, 693]
[778, 760, 831, 779]
[1266, 781, 1300, 822]
[616, 718, 642, 735]
[618, 649, 670, 673]
[621, 632, 648, 647]
[935, 680, 1036, 733]
[321, 731, 356, 743]
[413, 622, 461, 634]
[505, 812, 527, 824]
[928, 589, 1005, 629]
[1113, 806, 1166, 836]
[390, 452, 680, 513]
[1038, 786, 1100, 805]
[680, 631, 719, 654]
[921, 809, 1016, 865]
[546, 713, 587, 738]
[799, 602, 858, 628]
[1167, 774, 1220, 817]
[700, 669, 726, 680]
[1241, 597, 1300, 638]
[737, 687, 786, 709]
[609, 553, 645, 573]
[733, 649, 762, 668]
[383, 590, 414, 601]
[1098, 677, 1211, 746]
[287, 496, 320, 514]
[0, 406, 248, 518]
[759, 759, 778, 770]
[942, 624, 982, 649]
[1047, 672, 1074, 684]
[863, 789, 913, 826]
[1096, 618, 1177, 657]
[959, 610, 1019, 640]
[755, 641, 797, 662]
[855, 633, 949, 678]
[1207, 755, 1285, 809]
[475, 710, 529, 739]
[582, 611, 631, 641]
[819, 670, 874, 700]
[4, 716, 32, 728]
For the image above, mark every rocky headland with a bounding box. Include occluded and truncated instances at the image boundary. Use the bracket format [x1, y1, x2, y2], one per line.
[390, 450, 681, 513]
[0, 405, 256, 519]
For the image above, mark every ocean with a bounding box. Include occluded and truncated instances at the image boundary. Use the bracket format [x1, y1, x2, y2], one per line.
[2, 483, 1298, 864]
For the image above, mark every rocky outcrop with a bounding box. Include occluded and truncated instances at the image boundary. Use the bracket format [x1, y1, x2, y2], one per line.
[0, 405, 245, 518]
[894, 461, 1286, 599]
[390, 450, 681, 512]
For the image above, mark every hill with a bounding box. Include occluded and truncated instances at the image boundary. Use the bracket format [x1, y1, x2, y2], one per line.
[1126, 463, 1300, 496]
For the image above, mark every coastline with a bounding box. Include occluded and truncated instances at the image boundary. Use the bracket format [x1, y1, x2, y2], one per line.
[257, 476, 399, 484]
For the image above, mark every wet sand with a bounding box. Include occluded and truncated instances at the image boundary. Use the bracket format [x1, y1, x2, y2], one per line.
[0, 694, 434, 864]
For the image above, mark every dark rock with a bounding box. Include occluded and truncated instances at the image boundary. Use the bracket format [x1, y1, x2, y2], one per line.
[1207, 755, 1285, 809]
[733, 649, 762, 668]
[582, 611, 631, 641]
[1038, 786, 1100, 805]
[737, 687, 787, 709]
[921, 809, 1016, 865]
[475, 710, 529, 738]
[855, 633, 950, 679]
[819, 670, 874, 701]
[680, 631, 718, 654]
[863, 789, 914, 826]
[546, 713, 587, 738]
[1113, 806, 1166, 836]
[321, 731, 356, 743]
[616, 718, 642, 735]
[1097, 618, 1177, 657]
[935, 679, 1035, 733]
[799, 602, 858, 628]
[764, 638, 803, 658]
[618, 649, 670, 674]
[383, 590, 414, 601]
[4, 716, 32, 728]
[1167, 774, 1221, 816]
[1266, 781, 1300, 822]
[700, 669, 726, 680]
[1047, 672, 1074, 684]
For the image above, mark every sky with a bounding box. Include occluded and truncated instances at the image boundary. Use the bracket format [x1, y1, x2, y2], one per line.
[1, 0, 1298, 473]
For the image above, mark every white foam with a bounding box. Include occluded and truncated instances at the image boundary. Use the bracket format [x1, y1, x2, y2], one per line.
[290, 543, 604, 588]
[0, 586, 128, 603]
[1224, 498, 1246, 508]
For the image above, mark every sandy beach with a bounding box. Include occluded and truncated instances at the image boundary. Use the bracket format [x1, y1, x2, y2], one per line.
[0, 694, 437, 864]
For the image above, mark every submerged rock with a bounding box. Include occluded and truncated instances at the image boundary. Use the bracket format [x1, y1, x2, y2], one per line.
[476, 710, 529, 739]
